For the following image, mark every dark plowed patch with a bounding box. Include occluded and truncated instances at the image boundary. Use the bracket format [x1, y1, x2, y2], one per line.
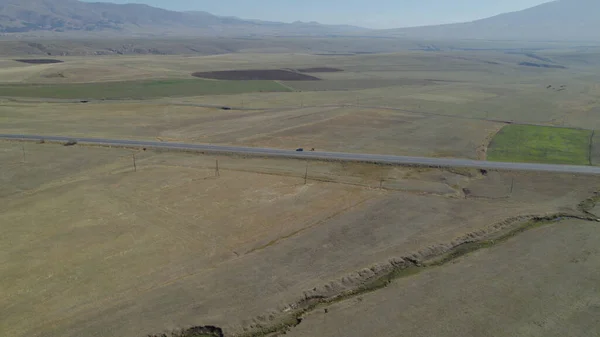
[192, 69, 321, 81]
[296, 67, 343, 73]
[14, 59, 64, 64]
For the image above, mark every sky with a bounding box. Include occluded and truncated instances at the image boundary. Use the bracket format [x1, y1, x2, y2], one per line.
[83, 0, 554, 29]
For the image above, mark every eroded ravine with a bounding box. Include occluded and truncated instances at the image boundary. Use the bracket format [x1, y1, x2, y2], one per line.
[147, 195, 600, 337]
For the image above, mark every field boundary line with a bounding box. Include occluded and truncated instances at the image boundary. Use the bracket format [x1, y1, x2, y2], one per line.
[274, 80, 297, 92]
[589, 130, 595, 166]
[244, 195, 376, 255]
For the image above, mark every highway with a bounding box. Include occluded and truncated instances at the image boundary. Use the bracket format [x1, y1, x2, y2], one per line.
[2, 133, 600, 175]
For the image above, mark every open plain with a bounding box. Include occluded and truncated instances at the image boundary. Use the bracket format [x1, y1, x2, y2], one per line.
[2, 40, 600, 337]
[2, 141, 600, 337]
[2, 49, 600, 161]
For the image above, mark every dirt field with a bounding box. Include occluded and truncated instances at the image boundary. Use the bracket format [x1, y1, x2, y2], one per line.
[2, 142, 600, 337]
[287, 219, 600, 337]
[192, 69, 321, 81]
[14, 58, 64, 64]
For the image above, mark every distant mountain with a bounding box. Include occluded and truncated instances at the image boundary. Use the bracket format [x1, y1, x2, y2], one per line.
[4, 0, 598, 42]
[0, 0, 369, 36]
[376, 0, 600, 41]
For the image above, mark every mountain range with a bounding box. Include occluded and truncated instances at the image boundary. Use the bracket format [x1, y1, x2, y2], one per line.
[1, 0, 599, 41]
[0, 0, 368, 36]
[380, 0, 600, 41]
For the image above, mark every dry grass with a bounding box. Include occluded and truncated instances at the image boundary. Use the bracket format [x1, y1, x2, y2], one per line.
[288, 219, 600, 337]
[2, 142, 600, 337]
[3, 48, 600, 337]
[0, 143, 378, 337]
[0, 102, 501, 159]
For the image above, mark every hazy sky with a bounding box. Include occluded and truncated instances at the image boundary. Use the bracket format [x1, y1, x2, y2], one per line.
[85, 0, 554, 29]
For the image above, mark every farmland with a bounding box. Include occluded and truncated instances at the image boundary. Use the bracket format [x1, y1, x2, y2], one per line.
[14, 58, 64, 64]
[591, 131, 600, 166]
[2, 49, 600, 160]
[0, 78, 291, 99]
[2, 44, 600, 337]
[488, 125, 593, 165]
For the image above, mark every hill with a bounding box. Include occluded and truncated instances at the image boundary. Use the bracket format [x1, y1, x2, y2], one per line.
[376, 0, 600, 41]
[0, 0, 368, 36]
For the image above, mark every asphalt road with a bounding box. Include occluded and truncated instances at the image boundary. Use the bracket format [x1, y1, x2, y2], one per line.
[2, 134, 600, 175]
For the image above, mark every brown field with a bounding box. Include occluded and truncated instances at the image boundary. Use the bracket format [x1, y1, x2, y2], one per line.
[14, 58, 64, 64]
[287, 218, 600, 337]
[2, 142, 600, 337]
[191, 69, 321, 81]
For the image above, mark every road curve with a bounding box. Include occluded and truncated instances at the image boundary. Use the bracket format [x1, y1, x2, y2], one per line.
[2, 134, 600, 175]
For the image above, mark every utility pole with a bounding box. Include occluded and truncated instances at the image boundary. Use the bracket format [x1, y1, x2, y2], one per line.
[132, 153, 137, 172]
[304, 161, 309, 185]
[510, 177, 515, 195]
[216, 160, 220, 177]
[21, 145, 26, 163]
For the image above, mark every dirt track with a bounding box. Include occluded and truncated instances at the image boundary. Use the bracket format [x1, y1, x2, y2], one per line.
[295, 67, 343, 73]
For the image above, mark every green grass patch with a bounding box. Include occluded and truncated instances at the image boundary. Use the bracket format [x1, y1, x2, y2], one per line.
[590, 131, 600, 166]
[488, 124, 592, 165]
[0, 79, 291, 100]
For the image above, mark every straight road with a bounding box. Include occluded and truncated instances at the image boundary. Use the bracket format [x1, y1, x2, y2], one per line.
[2, 134, 600, 175]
